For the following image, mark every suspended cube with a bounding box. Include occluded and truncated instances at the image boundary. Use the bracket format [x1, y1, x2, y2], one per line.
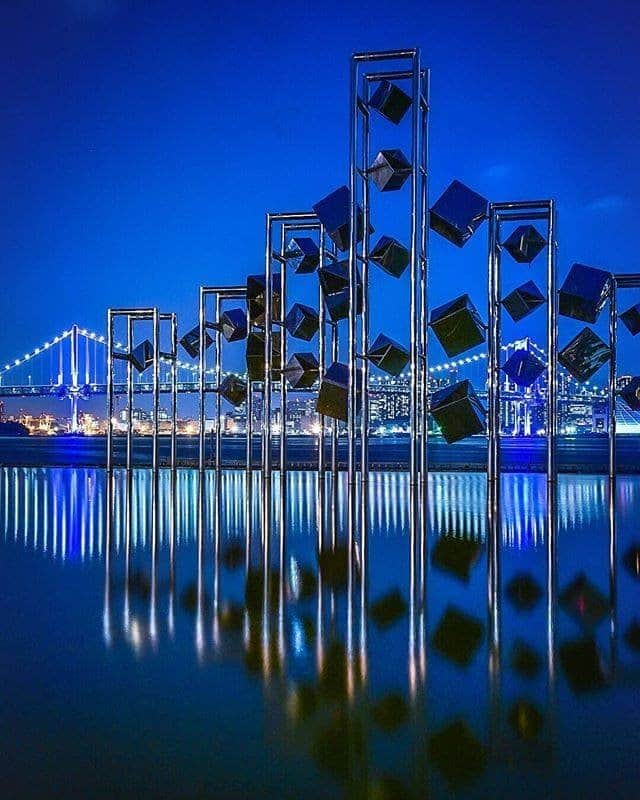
[431, 605, 485, 667]
[217, 308, 248, 342]
[558, 327, 611, 383]
[429, 294, 486, 357]
[368, 149, 412, 192]
[218, 375, 247, 407]
[558, 263, 611, 324]
[130, 339, 154, 373]
[316, 361, 361, 422]
[312, 185, 372, 252]
[429, 180, 488, 247]
[510, 639, 542, 679]
[284, 236, 320, 274]
[245, 331, 281, 382]
[367, 333, 409, 376]
[319, 261, 363, 322]
[368, 79, 412, 124]
[501, 349, 545, 388]
[620, 302, 640, 336]
[431, 534, 482, 583]
[180, 325, 213, 359]
[620, 377, 640, 411]
[560, 573, 610, 628]
[285, 303, 319, 341]
[429, 379, 486, 444]
[625, 620, 640, 651]
[369, 235, 410, 278]
[285, 352, 319, 389]
[370, 589, 407, 630]
[501, 280, 546, 322]
[502, 224, 547, 263]
[246, 273, 282, 327]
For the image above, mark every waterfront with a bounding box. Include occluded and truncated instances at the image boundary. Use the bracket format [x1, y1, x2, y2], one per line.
[2, 466, 640, 798]
[0, 434, 639, 472]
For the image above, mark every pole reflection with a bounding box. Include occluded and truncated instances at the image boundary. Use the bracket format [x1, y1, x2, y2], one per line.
[3, 466, 640, 795]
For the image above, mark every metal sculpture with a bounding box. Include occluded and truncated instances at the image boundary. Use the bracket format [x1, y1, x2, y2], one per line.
[106, 308, 178, 472]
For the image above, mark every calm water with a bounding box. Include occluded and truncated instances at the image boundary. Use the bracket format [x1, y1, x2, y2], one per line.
[1, 434, 640, 472]
[2, 467, 640, 798]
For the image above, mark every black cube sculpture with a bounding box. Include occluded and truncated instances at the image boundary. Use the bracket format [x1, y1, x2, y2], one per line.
[429, 294, 486, 358]
[431, 605, 485, 667]
[429, 379, 486, 444]
[130, 340, 154, 373]
[369, 235, 410, 278]
[312, 185, 372, 252]
[620, 377, 640, 411]
[620, 302, 640, 336]
[502, 224, 546, 263]
[285, 352, 319, 389]
[558, 327, 611, 383]
[558, 263, 611, 324]
[217, 308, 248, 342]
[246, 331, 281, 382]
[429, 180, 488, 247]
[316, 362, 361, 422]
[319, 260, 363, 322]
[368, 149, 412, 192]
[247, 273, 282, 327]
[368, 79, 412, 124]
[285, 236, 320, 274]
[180, 325, 213, 359]
[368, 333, 410, 376]
[285, 303, 319, 341]
[501, 280, 546, 322]
[501, 349, 546, 388]
[218, 375, 247, 407]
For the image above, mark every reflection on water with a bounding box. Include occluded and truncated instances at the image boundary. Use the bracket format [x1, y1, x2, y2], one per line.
[2, 467, 640, 798]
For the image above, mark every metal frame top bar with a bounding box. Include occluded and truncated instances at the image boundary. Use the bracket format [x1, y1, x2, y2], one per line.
[352, 48, 417, 62]
[614, 274, 640, 289]
[201, 286, 246, 295]
[491, 200, 553, 212]
[364, 68, 428, 83]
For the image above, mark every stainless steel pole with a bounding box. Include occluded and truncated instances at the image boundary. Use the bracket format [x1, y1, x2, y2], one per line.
[198, 287, 206, 472]
[608, 276, 617, 481]
[409, 50, 421, 488]
[106, 310, 114, 472]
[126, 316, 133, 471]
[170, 312, 178, 471]
[360, 81, 371, 483]
[215, 294, 222, 474]
[547, 202, 558, 482]
[152, 308, 160, 472]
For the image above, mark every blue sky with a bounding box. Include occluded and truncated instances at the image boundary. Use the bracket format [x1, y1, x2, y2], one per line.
[1, 0, 639, 378]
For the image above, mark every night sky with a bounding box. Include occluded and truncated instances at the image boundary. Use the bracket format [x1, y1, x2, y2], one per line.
[1, 0, 639, 379]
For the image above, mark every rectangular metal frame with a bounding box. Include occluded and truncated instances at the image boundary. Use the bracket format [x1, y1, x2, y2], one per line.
[107, 308, 178, 472]
[197, 286, 250, 473]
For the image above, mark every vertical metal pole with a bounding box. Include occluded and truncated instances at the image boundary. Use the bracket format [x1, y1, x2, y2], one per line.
[547, 202, 558, 482]
[347, 57, 359, 490]
[171, 312, 178, 471]
[126, 316, 134, 471]
[420, 69, 430, 486]
[608, 277, 617, 481]
[360, 83, 371, 483]
[246, 382, 253, 474]
[198, 288, 206, 472]
[487, 207, 501, 485]
[409, 51, 421, 488]
[152, 308, 160, 472]
[215, 294, 222, 474]
[331, 322, 339, 477]
[263, 215, 273, 480]
[318, 228, 327, 477]
[106, 311, 114, 472]
[280, 225, 287, 476]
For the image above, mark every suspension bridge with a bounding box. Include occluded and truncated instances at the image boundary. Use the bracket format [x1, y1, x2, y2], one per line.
[0, 322, 631, 434]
